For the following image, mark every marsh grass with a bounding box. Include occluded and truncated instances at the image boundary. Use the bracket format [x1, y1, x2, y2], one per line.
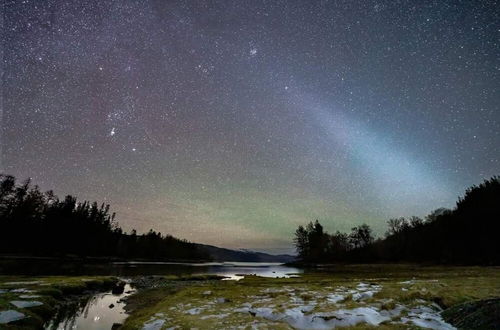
[121, 265, 499, 329]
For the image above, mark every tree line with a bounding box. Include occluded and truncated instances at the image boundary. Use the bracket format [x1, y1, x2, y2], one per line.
[0, 174, 209, 260]
[294, 176, 500, 265]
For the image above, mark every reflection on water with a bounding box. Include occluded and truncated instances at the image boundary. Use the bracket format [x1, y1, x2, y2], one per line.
[114, 261, 302, 280]
[198, 262, 301, 280]
[0, 258, 302, 278]
[7, 261, 302, 329]
[45, 284, 135, 330]
[37, 263, 301, 328]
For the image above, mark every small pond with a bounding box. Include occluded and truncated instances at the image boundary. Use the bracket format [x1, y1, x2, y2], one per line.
[45, 284, 135, 330]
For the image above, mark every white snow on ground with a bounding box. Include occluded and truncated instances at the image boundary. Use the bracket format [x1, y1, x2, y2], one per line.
[326, 294, 345, 303]
[10, 300, 43, 308]
[0, 310, 26, 324]
[235, 305, 403, 329]
[142, 318, 165, 330]
[262, 287, 294, 293]
[229, 282, 456, 329]
[234, 302, 456, 330]
[401, 305, 456, 330]
[144, 281, 456, 329]
[352, 290, 376, 301]
[351, 283, 382, 301]
[185, 307, 204, 315]
[200, 313, 230, 320]
[142, 314, 169, 330]
[10, 288, 32, 293]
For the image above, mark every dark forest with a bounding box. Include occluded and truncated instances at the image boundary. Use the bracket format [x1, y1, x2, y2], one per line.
[0, 174, 208, 261]
[294, 176, 500, 265]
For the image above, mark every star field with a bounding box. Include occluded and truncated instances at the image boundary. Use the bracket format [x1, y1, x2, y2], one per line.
[2, 0, 499, 253]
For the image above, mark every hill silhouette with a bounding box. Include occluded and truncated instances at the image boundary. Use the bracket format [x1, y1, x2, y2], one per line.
[0, 174, 292, 262]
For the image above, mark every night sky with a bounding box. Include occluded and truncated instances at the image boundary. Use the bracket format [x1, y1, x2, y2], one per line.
[2, 0, 499, 254]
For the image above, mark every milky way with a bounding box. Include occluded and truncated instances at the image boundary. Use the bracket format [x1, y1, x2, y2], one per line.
[2, 1, 499, 253]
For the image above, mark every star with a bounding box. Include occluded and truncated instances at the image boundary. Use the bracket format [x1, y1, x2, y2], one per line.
[3, 0, 498, 253]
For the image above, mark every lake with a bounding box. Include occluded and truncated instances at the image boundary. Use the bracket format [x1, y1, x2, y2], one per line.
[0, 258, 302, 278]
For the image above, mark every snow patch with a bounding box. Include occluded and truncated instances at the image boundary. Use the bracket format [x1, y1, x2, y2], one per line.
[142, 318, 165, 330]
[10, 288, 32, 293]
[236, 304, 403, 329]
[10, 300, 43, 308]
[401, 305, 456, 330]
[327, 294, 345, 303]
[0, 310, 27, 324]
[350, 282, 381, 301]
[185, 307, 203, 315]
[200, 313, 230, 320]
[352, 291, 375, 301]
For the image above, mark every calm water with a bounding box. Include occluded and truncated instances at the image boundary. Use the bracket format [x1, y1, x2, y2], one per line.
[113, 261, 302, 279]
[0, 258, 301, 278]
[4, 261, 301, 329]
[45, 284, 135, 330]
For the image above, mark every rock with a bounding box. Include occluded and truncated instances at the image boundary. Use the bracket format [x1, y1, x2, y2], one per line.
[112, 281, 126, 294]
[442, 298, 500, 330]
[109, 303, 115, 308]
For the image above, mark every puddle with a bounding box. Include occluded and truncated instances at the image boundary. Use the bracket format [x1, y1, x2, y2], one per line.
[45, 283, 135, 329]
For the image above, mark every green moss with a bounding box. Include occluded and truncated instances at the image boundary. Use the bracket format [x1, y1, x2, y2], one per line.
[122, 265, 500, 329]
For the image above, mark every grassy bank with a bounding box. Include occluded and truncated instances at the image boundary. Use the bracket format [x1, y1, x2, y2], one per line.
[0, 275, 117, 328]
[121, 265, 500, 329]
